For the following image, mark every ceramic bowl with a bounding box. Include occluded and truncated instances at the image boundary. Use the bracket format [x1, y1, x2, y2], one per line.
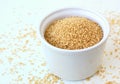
[38, 8, 109, 80]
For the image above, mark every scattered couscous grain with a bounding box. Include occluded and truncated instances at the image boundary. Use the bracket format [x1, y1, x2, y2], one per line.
[44, 16, 103, 50]
[105, 81, 118, 84]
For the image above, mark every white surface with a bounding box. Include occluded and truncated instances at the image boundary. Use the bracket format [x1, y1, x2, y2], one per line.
[0, 0, 120, 84]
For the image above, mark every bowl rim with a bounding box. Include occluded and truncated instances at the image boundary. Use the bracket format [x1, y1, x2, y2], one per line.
[39, 8, 110, 53]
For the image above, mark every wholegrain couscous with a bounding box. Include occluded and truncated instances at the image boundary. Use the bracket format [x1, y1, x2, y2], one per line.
[44, 16, 103, 50]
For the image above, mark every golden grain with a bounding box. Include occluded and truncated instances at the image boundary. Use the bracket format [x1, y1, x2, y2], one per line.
[44, 16, 103, 50]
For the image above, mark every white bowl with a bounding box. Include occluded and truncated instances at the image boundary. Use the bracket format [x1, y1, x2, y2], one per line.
[38, 8, 109, 80]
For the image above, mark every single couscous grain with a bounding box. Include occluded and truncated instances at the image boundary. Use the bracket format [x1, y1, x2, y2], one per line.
[44, 16, 103, 50]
